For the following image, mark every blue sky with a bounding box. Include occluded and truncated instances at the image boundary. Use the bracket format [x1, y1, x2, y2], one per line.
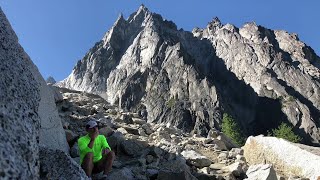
[1, 0, 319, 81]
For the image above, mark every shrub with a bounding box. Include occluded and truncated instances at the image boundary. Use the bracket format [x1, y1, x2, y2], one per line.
[166, 97, 175, 109]
[221, 113, 245, 146]
[268, 122, 302, 143]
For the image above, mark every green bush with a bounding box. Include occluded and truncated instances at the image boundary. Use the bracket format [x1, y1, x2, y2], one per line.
[166, 97, 175, 109]
[268, 122, 302, 143]
[221, 113, 245, 146]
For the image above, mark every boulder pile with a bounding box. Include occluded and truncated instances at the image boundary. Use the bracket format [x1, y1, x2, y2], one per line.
[56, 86, 248, 179]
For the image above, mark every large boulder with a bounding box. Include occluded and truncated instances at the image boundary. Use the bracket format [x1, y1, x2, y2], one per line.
[120, 139, 146, 157]
[0, 8, 40, 179]
[39, 147, 88, 180]
[243, 136, 320, 179]
[0, 7, 69, 179]
[28, 42, 69, 153]
[48, 85, 64, 103]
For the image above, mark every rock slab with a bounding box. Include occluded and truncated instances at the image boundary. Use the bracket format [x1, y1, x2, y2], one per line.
[243, 136, 320, 179]
[0, 7, 40, 179]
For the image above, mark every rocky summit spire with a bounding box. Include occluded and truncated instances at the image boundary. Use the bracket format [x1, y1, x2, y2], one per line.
[207, 16, 222, 32]
[138, 4, 148, 13]
[211, 17, 221, 26]
[115, 13, 125, 23]
[127, 4, 151, 23]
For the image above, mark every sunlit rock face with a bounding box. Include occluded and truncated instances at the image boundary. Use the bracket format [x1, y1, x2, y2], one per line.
[60, 5, 320, 144]
[194, 18, 320, 144]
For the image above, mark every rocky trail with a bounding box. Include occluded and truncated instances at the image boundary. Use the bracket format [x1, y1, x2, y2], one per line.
[53, 85, 247, 179]
[47, 85, 320, 180]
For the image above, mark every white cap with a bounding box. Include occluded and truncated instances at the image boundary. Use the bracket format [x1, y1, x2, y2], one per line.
[86, 120, 98, 128]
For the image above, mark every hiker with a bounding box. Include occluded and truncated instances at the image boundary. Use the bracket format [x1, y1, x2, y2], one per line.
[78, 119, 115, 178]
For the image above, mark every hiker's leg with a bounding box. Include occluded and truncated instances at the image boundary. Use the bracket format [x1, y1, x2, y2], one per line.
[81, 152, 94, 177]
[103, 150, 115, 175]
[95, 150, 115, 175]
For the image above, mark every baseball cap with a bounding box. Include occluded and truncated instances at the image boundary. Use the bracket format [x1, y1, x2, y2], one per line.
[86, 120, 98, 128]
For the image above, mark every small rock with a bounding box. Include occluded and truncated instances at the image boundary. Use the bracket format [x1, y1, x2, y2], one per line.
[121, 114, 133, 124]
[209, 163, 224, 170]
[236, 155, 246, 162]
[217, 134, 238, 150]
[132, 118, 146, 125]
[108, 167, 134, 180]
[229, 148, 244, 158]
[198, 167, 210, 174]
[98, 117, 114, 128]
[123, 126, 140, 135]
[99, 127, 114, 137]
[223, 162, 244, 177]
[157, 170, 197, 180]
[245, 164, 277, 180]
[207, 129, 219, 139]
[63, 122, 70, 129]
[146, 155, 154, 164]
[132, 113, 140, 118]
[164, 152, 176, 161]
[142, 124, 153, 135]
[65, 129, 78, 144]
[70, 143, 79, 158]
[138, 128, 147, 136]
[181, 150, 212, 168]
[146, 169, 159, 179]
[203, 138, 213, 144]
[106, 109, 117, 115]
[149, 146, 163, 158]
[93, 104, 104, 112]
[170, 134, 176, 138]
[117, 127, 128, 135]
[112, 160, 122, 168]
[218, 152, 228, 161]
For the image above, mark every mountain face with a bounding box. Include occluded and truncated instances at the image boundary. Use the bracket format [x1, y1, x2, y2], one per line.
[60, 5, 320, 145]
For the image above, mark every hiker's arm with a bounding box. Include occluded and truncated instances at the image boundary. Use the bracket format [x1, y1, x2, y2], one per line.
[88, 129, 99, 148]
[78, 138, 93, 154]
[101, 136, 112, 154]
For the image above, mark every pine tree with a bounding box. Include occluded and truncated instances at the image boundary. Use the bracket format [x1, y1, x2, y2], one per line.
[268, 122, 302, 143]
[221, 113, 245, 146]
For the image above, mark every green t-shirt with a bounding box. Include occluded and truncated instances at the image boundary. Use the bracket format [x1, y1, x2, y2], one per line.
[78, 134, 111, 164]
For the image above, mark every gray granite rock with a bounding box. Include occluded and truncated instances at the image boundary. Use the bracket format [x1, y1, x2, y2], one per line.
[46, 76, 56, 84]
[195, 19, 320, 144]
[107, 167, 134, 180]
[28, 54, 69, 153]
[39, 146, 88, 180]
[244, 136, 320, 179]
[0, 7, 70, 179]
[0, 7, 40, 179]
[120, 140, 145, 157]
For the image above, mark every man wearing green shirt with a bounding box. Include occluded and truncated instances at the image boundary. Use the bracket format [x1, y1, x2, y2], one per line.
[78, 120, 115, 178]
